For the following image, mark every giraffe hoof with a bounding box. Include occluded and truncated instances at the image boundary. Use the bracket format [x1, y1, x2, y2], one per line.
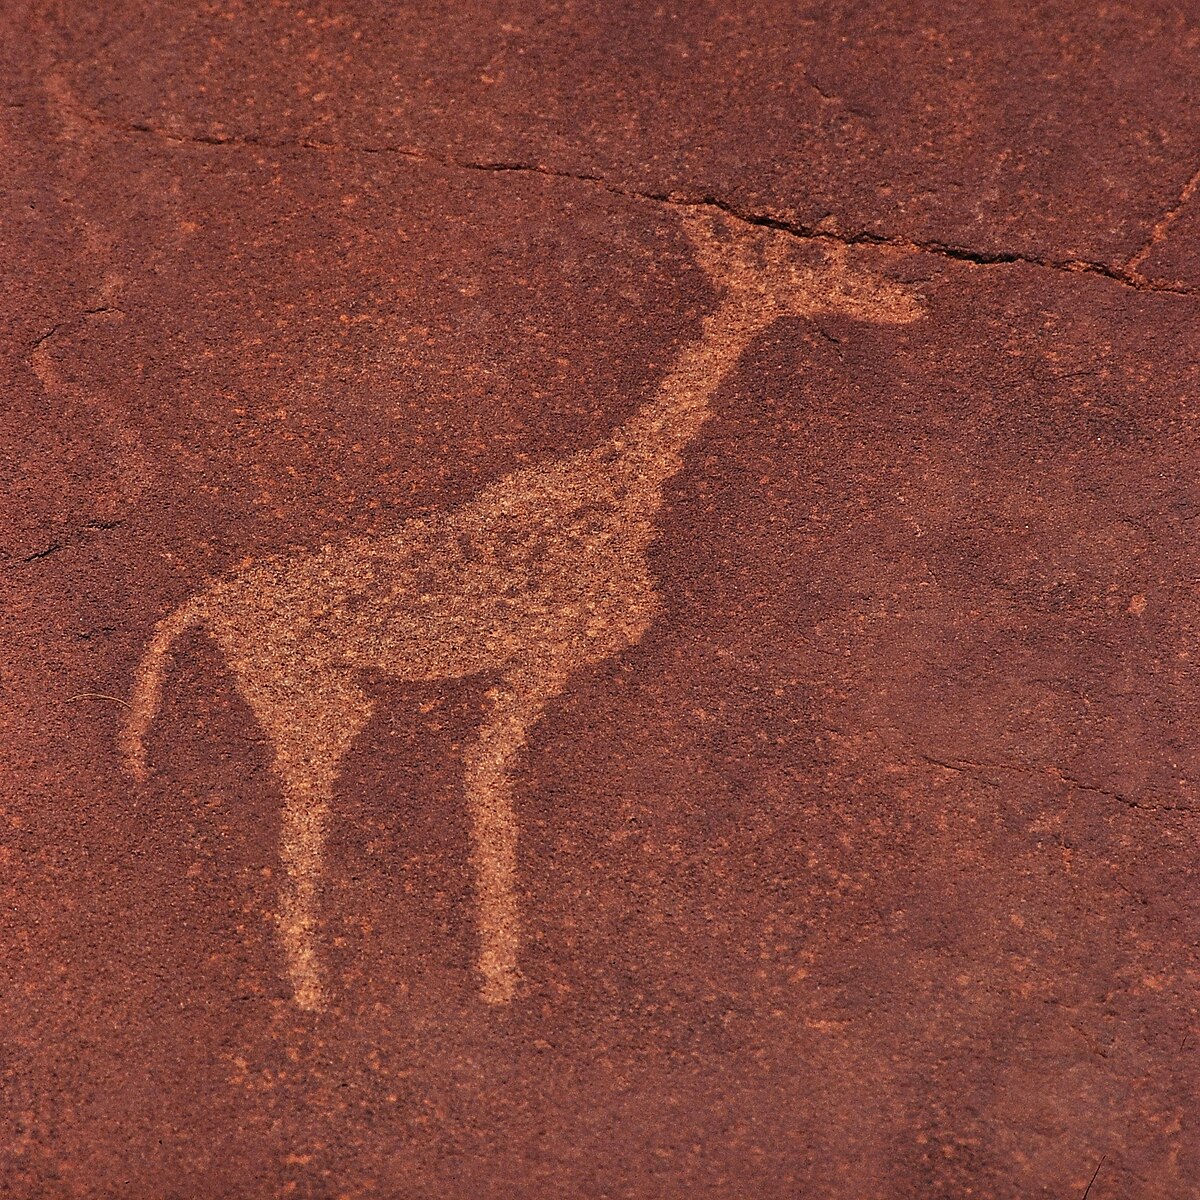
[293, 980, 325, 1012]
[480, 968, 520, 1006]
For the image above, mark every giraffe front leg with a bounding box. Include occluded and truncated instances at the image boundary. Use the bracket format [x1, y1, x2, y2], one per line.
[463, 664, 568, 1004]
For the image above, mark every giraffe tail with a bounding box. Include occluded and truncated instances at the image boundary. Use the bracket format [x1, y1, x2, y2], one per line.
[121, 596, 205, 781]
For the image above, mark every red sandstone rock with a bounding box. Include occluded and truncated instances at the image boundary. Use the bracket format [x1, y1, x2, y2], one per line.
[2, 4, 1199, 1198]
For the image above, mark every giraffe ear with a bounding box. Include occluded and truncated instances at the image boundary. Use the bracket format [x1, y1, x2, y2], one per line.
[810, 242, 925, 325]
[679, 210, 759, 285]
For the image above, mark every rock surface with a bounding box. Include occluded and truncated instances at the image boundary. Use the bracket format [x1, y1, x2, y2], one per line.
[3, 3, 1199, 1197]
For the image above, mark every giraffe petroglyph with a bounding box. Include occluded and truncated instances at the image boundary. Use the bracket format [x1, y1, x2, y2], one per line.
[122, 213, 922, 1010]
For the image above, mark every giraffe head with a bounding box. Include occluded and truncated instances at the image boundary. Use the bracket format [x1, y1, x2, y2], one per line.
[682, 211, 922, 327]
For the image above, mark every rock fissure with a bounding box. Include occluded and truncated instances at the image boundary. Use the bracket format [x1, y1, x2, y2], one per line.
[915, 751, 1196, 815]
[97, 119, 1200, 299]
[3, 520, 127, 573]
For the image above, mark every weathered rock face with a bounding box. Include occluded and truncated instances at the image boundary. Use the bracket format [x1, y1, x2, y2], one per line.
[3, 4, 1198, 1198]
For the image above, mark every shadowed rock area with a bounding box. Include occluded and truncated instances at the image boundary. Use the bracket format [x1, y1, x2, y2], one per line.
[2, 3, 1199, 1197]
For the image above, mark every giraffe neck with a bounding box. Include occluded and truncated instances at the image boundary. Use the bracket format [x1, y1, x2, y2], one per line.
[608, 301, 766, 496]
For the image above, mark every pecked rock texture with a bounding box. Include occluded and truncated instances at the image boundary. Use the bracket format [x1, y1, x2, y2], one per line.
[2, 3, 1199, 1197]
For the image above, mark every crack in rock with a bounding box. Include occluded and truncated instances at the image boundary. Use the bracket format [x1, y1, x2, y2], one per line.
[3, 519, 126, 573]
[31, 306, 123, 359]
[84, 117, 1200, 299]
[914, 751, 1196, 815]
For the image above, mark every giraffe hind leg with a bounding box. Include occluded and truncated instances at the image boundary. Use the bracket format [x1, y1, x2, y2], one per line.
[275, 766, 335, 1011]
[234, 669, 374, 1011]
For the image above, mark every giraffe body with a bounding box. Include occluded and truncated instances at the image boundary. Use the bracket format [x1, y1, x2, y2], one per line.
[123, 215, 921, 1009]
[212, 439, 661, 692]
